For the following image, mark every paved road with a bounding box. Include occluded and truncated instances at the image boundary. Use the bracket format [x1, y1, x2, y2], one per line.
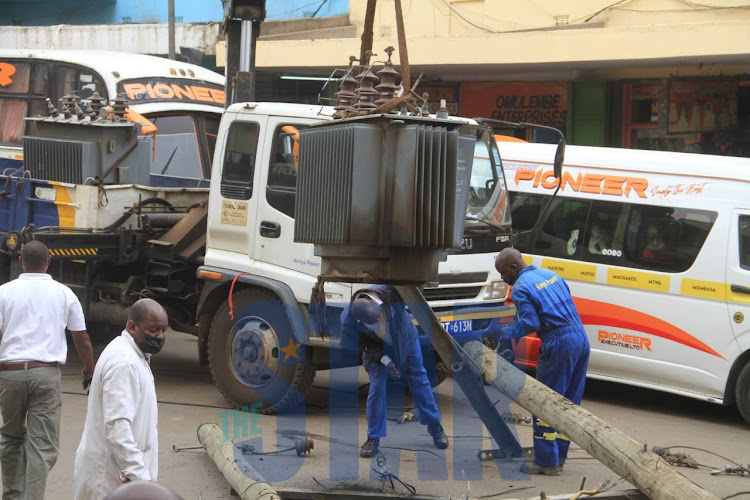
[26, 331, 750, 499]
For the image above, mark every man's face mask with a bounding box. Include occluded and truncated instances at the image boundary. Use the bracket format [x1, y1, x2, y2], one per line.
[138, 334, 165, 355]
[133, 322, 165, 355]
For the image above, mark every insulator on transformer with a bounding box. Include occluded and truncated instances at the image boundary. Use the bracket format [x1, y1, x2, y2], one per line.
[334, 67, 358, 118]
[354, 65, 379, 112]
[46, 98, 59, 118]
[111, 94, 129, 121]
[88, 91, 107, 116]
[374, 46, 400, 107]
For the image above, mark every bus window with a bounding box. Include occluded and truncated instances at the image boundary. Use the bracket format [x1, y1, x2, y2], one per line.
[203, 115, 220, 172]
[30, 64, 47, 95]
[741, 216, 750, 271]
[585, 200, 626, 260]
[58, 65, 106, 101]
[509, 192, 544, 232]
[0, 100, 27, 144]
[0, 62, 30, 94]
[467, 132, 511, 229]
[539, 198, 590, 258]
[144, 114, 202, 180]
[78, 71, 102, 99]
[626, 206, 716, 272]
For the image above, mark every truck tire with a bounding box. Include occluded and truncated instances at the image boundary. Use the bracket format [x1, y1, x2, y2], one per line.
[736, 361, 750, 425]
[208, 288, 315, 414]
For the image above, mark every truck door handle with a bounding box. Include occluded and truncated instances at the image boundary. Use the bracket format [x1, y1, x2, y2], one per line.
[260, 221, 281, 238]
[731, 284, 750, 295]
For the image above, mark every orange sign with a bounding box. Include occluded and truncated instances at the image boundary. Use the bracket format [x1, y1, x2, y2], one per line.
[460, 82, 567, 127]
[598, 329, 652, 352]
[0, 62, 16, 87]
[120, 79, 225, 106]
[513, 168, 649, 199]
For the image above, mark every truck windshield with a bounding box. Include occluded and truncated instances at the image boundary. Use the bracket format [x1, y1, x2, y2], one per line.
[466, 129, 511, 231]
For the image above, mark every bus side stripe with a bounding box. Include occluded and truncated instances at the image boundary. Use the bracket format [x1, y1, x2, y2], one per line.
[574, 297, 724, 359]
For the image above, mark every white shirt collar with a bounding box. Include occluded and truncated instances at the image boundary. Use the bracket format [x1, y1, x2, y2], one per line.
[19, 273, 52, 280]
[121, 330, 151, 362]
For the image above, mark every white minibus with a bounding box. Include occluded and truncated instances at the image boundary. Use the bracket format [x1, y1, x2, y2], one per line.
[0, 49, 225, 187]
[498, 141, 750, 424]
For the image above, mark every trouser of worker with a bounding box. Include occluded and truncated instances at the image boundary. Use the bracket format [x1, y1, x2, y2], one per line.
[0, 366, 61, 500]
[365, 341, 441, 438]
[533, 329, 590, 467]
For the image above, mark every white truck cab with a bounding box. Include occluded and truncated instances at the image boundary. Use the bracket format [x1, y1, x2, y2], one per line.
[197, 102, 512, 412]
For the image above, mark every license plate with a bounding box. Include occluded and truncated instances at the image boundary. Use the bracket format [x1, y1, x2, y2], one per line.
[440, 319, 473, 334]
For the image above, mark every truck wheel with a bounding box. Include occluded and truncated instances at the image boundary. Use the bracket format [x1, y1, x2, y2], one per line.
[736, 361, 750, 425]
[208, 288, 315, 414]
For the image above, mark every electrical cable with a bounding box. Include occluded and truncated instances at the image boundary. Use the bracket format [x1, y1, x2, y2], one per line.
[571, 0, 634, 23]
[436, 0, 499, 32]
[676, 0, 750, 8]
[477, 485, 536, 499]
[658, 445, 749, 473]
[63, 390, 232, 409]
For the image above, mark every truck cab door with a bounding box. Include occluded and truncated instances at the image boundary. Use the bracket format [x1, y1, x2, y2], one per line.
[205, 112, 266, 270]
[728, 210, 750, 350]
[252, 117, 351, 308]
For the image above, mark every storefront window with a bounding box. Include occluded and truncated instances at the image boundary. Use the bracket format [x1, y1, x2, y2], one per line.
[622, 82, 659, 149]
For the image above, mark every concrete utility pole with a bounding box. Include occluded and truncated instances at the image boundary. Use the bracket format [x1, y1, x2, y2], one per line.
[168, 0, 176, 60]
[198, 423, 280, 500]
[396, 286, 720, 500]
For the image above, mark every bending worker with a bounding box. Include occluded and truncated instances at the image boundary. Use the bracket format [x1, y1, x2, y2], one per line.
[341, 285, 448, 458]
[495, 248, 590, 476]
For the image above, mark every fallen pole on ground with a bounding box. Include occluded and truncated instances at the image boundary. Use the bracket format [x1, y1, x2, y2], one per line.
[198, 422, 280, 500]
[396, 285, 721, 500]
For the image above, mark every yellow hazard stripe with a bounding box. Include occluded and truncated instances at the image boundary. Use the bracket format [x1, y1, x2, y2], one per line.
[48, 248, 99, 256]
[557, 432, 570, 441]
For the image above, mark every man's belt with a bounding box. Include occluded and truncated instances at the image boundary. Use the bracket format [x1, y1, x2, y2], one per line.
[0, 361, 59, 371]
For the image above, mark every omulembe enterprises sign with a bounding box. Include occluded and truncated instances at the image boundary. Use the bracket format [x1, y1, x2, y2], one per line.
[460, 82, 567, 128]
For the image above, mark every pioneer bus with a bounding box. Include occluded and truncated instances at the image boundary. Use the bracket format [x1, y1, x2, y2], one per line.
[0, 49, 225, 187]
[499, 141, 750, 424]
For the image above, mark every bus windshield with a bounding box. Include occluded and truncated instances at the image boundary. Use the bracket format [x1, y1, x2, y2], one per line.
[467, 129, 512, 231]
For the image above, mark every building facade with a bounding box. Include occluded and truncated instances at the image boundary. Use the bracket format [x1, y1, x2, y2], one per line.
[1, 0, 749, 155]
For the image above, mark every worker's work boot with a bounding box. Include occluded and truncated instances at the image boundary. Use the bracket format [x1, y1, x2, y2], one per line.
[360, 437, 380, 458]
[427, 422, 449, 450]
[526, 462, 562, 476]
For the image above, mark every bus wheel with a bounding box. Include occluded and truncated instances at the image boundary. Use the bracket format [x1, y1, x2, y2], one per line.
[736, 361, 750, 426]
[208, 288, 315, 414]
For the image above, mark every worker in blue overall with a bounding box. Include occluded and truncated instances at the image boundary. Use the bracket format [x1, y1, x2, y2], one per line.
[340, 285, 449, 458]
[495, 248, 590, 476]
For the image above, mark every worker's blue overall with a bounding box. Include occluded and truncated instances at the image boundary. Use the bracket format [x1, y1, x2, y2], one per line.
[341, 286, 442, 439]
[504, 266, 590, 467]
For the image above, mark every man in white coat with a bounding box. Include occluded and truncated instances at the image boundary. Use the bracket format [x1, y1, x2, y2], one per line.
[73, 298, 169, 499]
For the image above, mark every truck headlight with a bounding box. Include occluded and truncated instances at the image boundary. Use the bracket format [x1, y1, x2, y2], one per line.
[483, 281, 508, 300]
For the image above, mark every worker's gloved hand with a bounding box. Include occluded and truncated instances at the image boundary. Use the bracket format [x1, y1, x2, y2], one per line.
[386, 361, 401, 380]
[485, 318, 507, 342]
